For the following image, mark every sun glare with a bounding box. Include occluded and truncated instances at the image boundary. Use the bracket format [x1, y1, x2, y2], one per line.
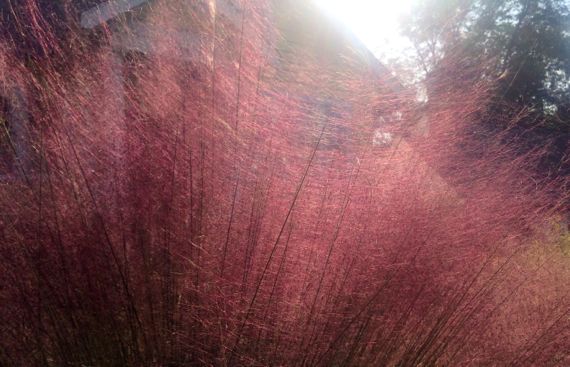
[314, 0, 415, 59]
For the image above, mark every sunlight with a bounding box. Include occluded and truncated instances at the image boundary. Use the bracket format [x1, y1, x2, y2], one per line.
[314, 0, 415, 59]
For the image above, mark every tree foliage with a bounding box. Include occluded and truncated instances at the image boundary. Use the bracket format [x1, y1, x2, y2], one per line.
[402, 0, 570, 175]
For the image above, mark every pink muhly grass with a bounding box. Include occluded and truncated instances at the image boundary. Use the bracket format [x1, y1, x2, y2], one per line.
[0, 1, 568, 366]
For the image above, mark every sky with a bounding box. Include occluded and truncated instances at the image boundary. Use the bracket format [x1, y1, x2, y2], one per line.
[313, 0, 416, 62]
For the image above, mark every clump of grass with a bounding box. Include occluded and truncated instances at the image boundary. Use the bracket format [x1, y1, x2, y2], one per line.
[0, 0, 568, 366]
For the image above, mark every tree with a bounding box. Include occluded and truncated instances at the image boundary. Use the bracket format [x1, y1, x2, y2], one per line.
[401, 0, 570, 175]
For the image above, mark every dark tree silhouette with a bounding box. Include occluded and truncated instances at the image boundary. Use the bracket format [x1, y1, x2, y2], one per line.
[403, 0, 570, 176]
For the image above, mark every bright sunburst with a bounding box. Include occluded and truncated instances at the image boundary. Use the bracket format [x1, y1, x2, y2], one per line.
[313, 0, 415, 59]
